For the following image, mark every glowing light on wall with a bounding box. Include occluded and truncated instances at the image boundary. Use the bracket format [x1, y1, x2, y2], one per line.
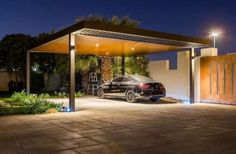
[95, 43, 100, 47]
[183, 100, 191, 105]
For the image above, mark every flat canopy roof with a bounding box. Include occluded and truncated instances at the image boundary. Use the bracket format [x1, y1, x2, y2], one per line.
[30, 21, 211, 56]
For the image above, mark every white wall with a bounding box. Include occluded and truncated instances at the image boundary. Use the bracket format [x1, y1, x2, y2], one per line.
[148, 51, 190, 101]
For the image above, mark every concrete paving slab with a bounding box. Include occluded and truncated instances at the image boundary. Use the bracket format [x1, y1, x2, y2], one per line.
[0, 97, 235, 154]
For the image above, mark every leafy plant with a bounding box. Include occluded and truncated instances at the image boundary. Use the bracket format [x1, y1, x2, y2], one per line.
[0, 91, 62, 115]
[75, 91, 84, 98]
[39, 93, 50, 99]
[11, 90, 28, 102]
[125, 56, 149, 76]
[54, 91, 67, 98]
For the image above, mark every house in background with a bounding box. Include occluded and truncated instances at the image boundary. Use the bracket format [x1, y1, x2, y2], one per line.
[1, 46, 235, 105]
[148, 48, 236, 105]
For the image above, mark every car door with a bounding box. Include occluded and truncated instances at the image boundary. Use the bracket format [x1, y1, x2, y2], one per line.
[120, 77, 132, 93]
[110, 76, 124, 94]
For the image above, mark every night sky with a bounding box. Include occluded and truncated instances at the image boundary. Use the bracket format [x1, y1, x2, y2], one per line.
[1, 0, 236, 64]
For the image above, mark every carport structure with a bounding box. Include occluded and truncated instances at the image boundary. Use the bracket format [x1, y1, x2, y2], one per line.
[27, 21, 211, 111]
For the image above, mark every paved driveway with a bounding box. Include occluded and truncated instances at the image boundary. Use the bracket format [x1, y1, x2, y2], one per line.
[0, 97, 236, 154]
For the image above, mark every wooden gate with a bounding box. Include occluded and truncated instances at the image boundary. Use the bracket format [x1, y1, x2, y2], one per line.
[200, 54, 236, 104]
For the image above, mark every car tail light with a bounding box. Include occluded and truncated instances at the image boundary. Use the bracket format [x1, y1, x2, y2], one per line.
[138, 83, 150, 89]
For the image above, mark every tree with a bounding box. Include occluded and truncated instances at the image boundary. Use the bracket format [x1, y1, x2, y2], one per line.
[0, 31, 58, 92]
[75, 14, 140, 82]
[55, 55, 98, 90]
[31, 32, 56, 91]
[75, 56, 98, 89]
[125, 56, 149, 76]
[112, 56, 149, 77]
[0, 34, 34, 89]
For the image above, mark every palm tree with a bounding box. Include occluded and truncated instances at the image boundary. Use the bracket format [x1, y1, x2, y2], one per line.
[55, 55, 98, 91]
[75, 56, 98, 89]
[125, 56, 149, 76]
[75, 15, 139, 82]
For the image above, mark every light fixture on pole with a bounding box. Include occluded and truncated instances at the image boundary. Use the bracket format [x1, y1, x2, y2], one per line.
[210, 32, 219, 48]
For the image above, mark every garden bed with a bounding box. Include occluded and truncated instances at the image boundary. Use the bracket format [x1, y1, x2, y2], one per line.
[0, 91, 62, 116]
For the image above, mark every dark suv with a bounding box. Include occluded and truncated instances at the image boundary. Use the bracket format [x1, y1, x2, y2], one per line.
[97, 75, 166, 103]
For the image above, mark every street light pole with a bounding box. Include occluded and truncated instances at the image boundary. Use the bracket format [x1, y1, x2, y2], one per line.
[211, 32, 219, 48]
[213, 35, 216, 48]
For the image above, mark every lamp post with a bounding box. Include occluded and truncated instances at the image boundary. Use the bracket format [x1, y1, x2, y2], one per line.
[210, 32, 219, 48]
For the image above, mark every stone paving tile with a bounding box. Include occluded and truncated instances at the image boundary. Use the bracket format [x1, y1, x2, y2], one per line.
[159, 140, 211, 154]
[120, 146, 177, 154]
[100, 132, 150, 143]
[0, 141, 29, 154]
[0, 147, 29, 154]
[47, 149, 79, 154]
[16, 135, 54, 146]
[59, 137, 99, 148]
[64, 126, 91, 132]
[37, 127, 69, 135]
[75, 144, 123, 154]
[23, 142, 69, 154]
[100, 126, 132, 134]
[112, 135, 175, 152]
[221, 143, 236, 154]
[1, 98, 236, 154]
[46, 132, 84, 140]
[192, 149, 233, 154]
[0, 132, 18, 142]
[86, 135, 115, 144]
[78, 129, 106, 137]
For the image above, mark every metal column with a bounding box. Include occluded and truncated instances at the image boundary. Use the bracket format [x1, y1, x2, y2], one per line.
[189, 48, 195, 103]
[26, 51, 30, 94]
[121, 55, 125, 75]
[69, 34, 75, 111]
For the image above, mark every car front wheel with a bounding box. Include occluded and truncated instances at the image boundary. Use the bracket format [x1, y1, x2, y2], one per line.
[126, 89, 137, 103]
[97, 88, 105, 99]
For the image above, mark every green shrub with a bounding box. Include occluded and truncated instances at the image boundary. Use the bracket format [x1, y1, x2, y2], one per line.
[11, 90, 28, 102]
[54, 91, 67, 98]
[53, 91, 84, 98]
[39, 93, 50, 99]
[26, 98, 62, 114]
[0, 91, 62, 115]
[75, 91, 84, 98]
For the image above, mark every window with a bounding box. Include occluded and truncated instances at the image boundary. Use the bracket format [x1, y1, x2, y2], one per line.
[129, 75, 154, 82]
[123, 77, 131, 82]
[112, 77, 124, 82]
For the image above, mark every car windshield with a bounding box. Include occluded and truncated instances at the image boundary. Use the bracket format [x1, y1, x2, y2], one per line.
[129, 75, 154, 82]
